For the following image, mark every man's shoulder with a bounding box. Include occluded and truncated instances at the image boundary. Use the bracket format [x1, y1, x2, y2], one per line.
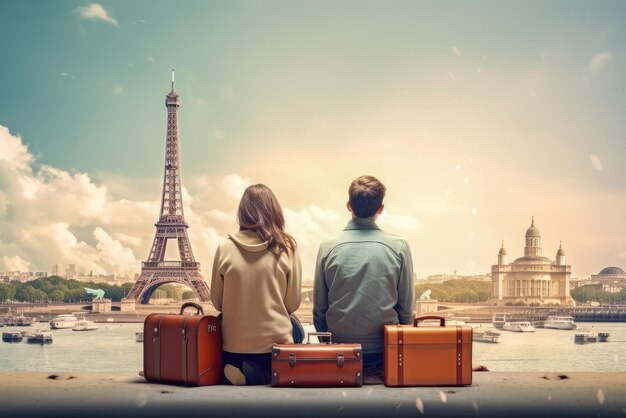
[320, 229, 410, 256]
[374, 229, 411, 253]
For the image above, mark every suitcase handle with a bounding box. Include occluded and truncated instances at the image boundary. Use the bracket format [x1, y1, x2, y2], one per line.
[413, 315, 446, 327]
[180, 302, 204, 315]
[306, 332, 332, 344]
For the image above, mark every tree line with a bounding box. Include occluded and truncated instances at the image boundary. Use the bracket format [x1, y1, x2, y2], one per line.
[5, 276, 619, 305]
[571, 284, 626, 304]
[0, 276, 135, 303]
[0, 276, 200, 303]
[415, 279, 492, 303]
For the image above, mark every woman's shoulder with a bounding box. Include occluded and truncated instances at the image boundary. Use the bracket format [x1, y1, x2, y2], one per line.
[216, 235, 238, 251]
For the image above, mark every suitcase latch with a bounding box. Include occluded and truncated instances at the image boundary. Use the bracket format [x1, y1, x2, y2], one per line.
[288, 353, 296, 367]
[337, 353, 344, 367]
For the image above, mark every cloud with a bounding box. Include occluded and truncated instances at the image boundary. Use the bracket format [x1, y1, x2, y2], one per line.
[147, 57, 155, 63]
[452, 46, 461, 56]
[0, 125, 347, 282]
[588, 52, 612, 73]
[217, 174, 251, 200]
[448, 71, 457, 81]
[75, 3, 119, 26]
[0, 125, 144, 276]
[112, 83, 124, 95]
[590, 154, 602, 171]
[0, 125, 32, 169]
[93, 227, 137, 273]
[1, 256, 30, 272]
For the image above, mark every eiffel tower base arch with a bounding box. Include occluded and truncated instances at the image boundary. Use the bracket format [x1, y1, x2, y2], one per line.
[126, 264, 211, 305]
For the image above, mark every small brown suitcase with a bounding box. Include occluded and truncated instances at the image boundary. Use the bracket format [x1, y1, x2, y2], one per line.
[143, 302, 222, 386]
[384, 315, 472, 387]
[271, 332, 363, 387]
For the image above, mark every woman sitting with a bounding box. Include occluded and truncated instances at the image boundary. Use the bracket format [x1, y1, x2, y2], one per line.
[211, 184, 303, 385]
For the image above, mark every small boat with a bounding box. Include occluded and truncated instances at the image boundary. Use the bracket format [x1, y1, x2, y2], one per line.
[72, 319, 99, 331]
[543, 316, 577, 330]
[2, 331, 23, 342]
[574, 330, 610, 344]
[4, 315, 36, 326]
[502, 321, 535, 332]
[26, 330, 53, 344]
[49, 314, 79, 329]
[574, 330, 596, 344]
[492, 314, 506, 329]
[473, 329, 501, 343]
[135, 331, 144, 343]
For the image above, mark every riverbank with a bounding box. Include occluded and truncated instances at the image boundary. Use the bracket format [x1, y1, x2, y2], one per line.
[2, 301, 315, 324]
[0, 371, 624, 417]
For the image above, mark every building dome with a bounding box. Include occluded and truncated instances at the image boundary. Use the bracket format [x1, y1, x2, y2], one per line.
[499, 241, 507, 255]
[556, 242, 564, 256]
[525, 216, 541, 237]
[598, 266, 626, 276]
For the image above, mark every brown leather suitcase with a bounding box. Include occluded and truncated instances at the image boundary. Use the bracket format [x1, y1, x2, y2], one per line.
[271, 332, 363, 387]
[384, 315, 472, 386]
[143, 302, 222, 386]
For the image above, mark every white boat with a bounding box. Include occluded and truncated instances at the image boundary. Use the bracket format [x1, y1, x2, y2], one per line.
[3, 315, 36, 326]
[473, 329, 501, 343]
[445, 318, 467, 326]
[544, 316, 576, 330]
[26, 330, 53, 344]
[502, 321, 535, 332]
[135, 331, 144, 343]
[72, 319, 99, 331]
[50, 314, 79, 329]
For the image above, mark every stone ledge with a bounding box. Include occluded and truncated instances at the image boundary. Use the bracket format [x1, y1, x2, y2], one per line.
[0, 372, 625, 417]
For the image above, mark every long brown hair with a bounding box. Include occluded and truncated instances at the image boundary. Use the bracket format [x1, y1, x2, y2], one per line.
[237, 184, 296, 256]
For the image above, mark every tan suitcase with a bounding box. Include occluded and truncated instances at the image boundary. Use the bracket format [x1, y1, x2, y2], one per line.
[271, 332, 363, 387]
[384, 315, 472, 386]
[143, 302, 222, 386]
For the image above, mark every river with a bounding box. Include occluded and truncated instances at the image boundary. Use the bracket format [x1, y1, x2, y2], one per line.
[1, 322, 625, 373]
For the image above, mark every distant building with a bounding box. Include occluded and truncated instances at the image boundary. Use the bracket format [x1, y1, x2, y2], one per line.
[589, 266, 626, 293]
[67, 264, 76, 278]
[51, 264, 60, 276]
[426, 273, 491, 283]
[489, 218, 575, 306]
[569, 277, 590, 289]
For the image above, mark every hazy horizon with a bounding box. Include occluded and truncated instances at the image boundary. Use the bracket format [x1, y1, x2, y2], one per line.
[1, 1, 625, 281]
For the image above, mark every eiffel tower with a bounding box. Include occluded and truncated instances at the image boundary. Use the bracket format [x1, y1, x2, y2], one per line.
[126, 71, 211, 304]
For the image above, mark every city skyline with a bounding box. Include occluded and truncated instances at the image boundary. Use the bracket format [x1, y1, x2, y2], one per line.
[1, 1, 626, 281]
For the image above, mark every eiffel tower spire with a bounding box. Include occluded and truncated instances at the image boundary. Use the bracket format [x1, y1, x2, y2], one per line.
[126, 72, 211, 304]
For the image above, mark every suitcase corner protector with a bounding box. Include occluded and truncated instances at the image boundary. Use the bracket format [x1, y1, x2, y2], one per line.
[271, 369, 279, 386]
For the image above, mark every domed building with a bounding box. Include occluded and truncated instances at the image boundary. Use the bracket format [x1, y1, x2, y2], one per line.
[489, 217, 575, 306]
[590, 266, 626, 292]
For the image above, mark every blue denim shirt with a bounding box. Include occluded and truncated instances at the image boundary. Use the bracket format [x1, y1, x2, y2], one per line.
[313, 217, 416, 353]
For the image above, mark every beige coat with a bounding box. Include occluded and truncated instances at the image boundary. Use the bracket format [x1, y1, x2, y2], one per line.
[211, 230, 302, 353]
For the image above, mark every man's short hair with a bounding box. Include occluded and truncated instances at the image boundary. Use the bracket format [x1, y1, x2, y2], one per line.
[348, 175, 386, 218]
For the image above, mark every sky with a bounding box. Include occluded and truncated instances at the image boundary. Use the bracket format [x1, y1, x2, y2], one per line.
[1, 0, 625, 282]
